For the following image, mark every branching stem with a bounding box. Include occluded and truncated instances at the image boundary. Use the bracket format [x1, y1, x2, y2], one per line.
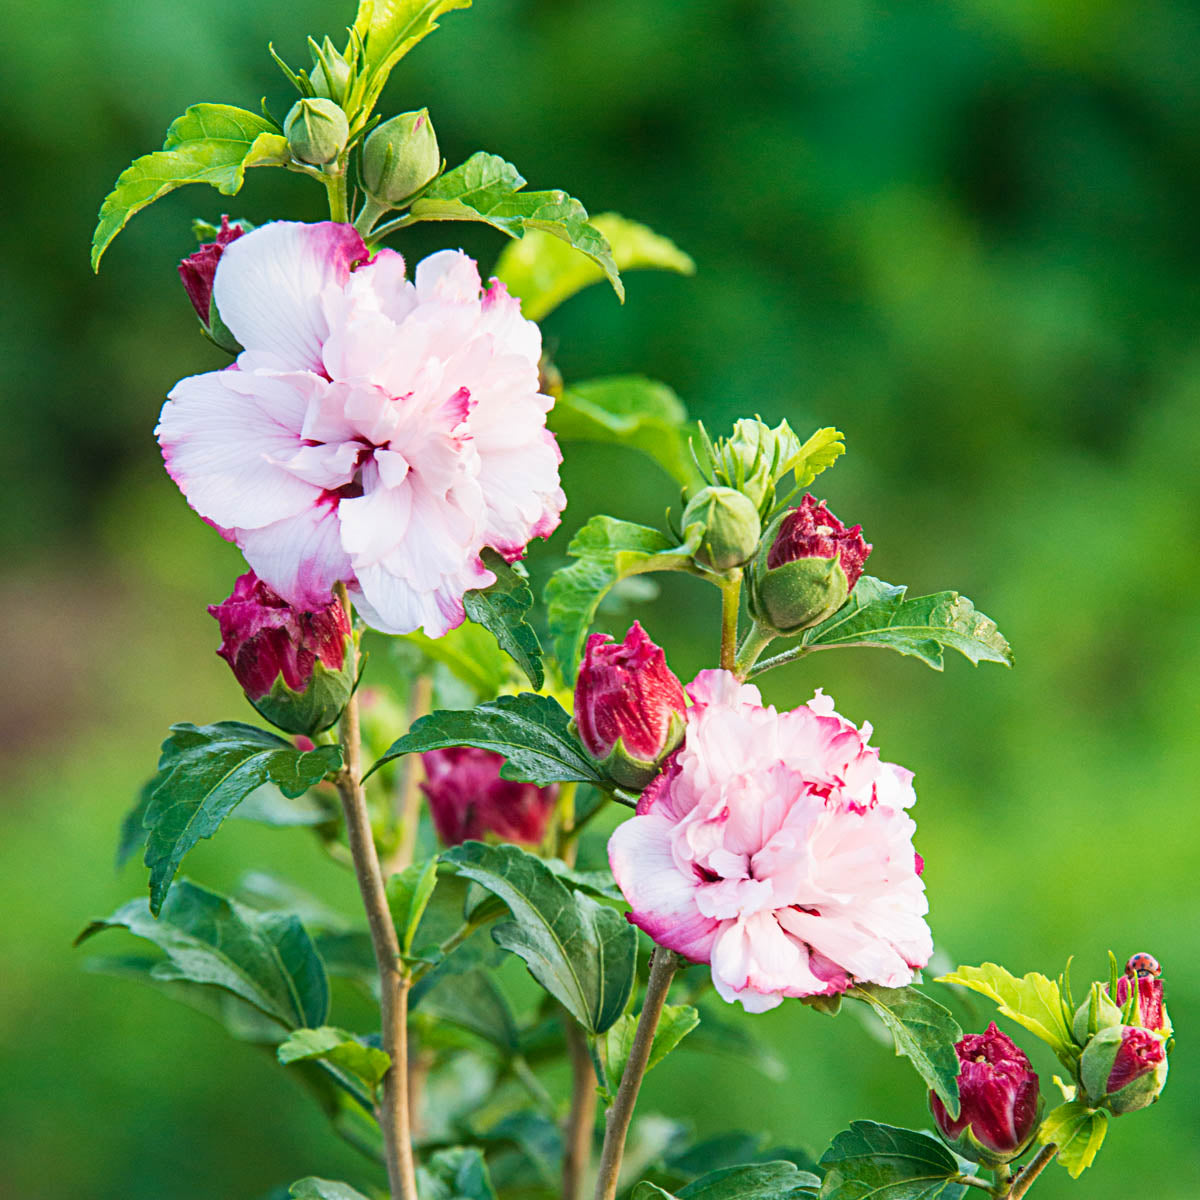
[1007, 1145, 1057, 1200]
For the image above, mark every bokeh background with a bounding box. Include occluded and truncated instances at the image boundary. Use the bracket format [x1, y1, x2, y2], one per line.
[3, 0, 1199, 1196]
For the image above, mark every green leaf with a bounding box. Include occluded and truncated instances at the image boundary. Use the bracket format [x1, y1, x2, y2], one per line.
[550, 376, 694, 486]
[368, 692, 602, 786]
[352, 0, 472, 100]
[603, 1003, 699, 1102]
[441, 841, 636, 1034]
[495, 211, 694, 321]
[289, 1180, 371, 1200]
[407, 153, 622, 300]
[278, 1026, 391, 1089]
[818, 1122, 967, 1200]
[545, 516, 706, 679]
[1037, 1101, 1107, 1178]
[418, 1147, 498, 1200]
[847, 985, 962, 1118]
[417, 967, 520, 1054]
[780, 427, 845, 489]
[404, 619, 514, 698]
[634, 1161, 822, 1200]
[141, 722, 341, 915]
[387, 857, 440, 956]
[77, 879, 329, 1029]
[937, 963, 1076, 1066]
[463, 550, 543, 689]
[801, 577, 1013, 671]
[92, 104, 282, 270]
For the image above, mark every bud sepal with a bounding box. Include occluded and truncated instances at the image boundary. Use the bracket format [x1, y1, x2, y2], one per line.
[284, 97, 350, 166]
[681, 485, 762, 573]
[1079, 1025, 1169, 1114]
[362, 109, 441, 208]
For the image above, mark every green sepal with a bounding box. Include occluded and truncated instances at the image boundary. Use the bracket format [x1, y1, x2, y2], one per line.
[247, 636, 356, 736]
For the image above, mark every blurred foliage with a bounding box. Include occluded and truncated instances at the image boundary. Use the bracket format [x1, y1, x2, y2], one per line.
[2, 0, 1199, 1197]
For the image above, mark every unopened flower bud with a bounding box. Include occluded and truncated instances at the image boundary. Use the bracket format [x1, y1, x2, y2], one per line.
[362, 109, 440, 206]
[1072, 982, 1125, 1045]
[714, 418, 801, 510]
[571, 622, 687, 789]
[747, 494, 871, 634]
[178, 216, 247, 353]
[930, 1023, 1040, 1166]
[420, 747, 556, 847]
[208, 572, 354, 736]
[284, 97, 349, 165]
[1080, 1025, 1169, 1113]
[682, 485, 762, 572]
[310, 36, 352, 103]
[1114, 953, 1170, 1033]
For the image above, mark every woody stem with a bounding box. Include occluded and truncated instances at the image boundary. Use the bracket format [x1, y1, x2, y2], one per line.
[1006, 1146, 1057, 1200]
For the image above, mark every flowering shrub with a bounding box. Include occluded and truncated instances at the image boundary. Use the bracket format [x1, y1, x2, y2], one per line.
[81, 4, 1173, 1199]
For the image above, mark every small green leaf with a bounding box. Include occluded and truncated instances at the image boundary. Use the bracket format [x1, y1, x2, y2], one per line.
[77, 879, 329, 1029]
[801, 577, 1013, 671]
[441, 841, 636, 1034]
[495, 211, 694, 321]
[416, 967, 520, 1054]
[278, 1026, 391, 1089]
[848, 984, 962, 1118]
[938, 963, 1076, 1067]
[634, 1161, 822, 1200]
[603, 1003, 699, 1102]
[387, 857, 440, 956]
[368, 692, 603, 786]
[780, 427, 845, 490]
[404, 619, 514, 698]
[142, 722, 341, 915]
[545, 516, 706, 679]
[289, 1180, 371, 1200]
[1037, 1101, 1107, 1178]
[417, 1147, 498, 1200]
[550, 376, 695, 486]
[406, 152, 622, 300]
[463, 550, 543, 689]
[818, 1122, 967, 1200]
[92, 104, 282, 270]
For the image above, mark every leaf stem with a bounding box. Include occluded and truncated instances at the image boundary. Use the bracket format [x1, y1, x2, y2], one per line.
[719, 572, 742, 672]
[952, 1176, 994, 1192]
[592, 948, 679, 1200]
[332, 582, 417, 1200]
[746, 642, 811, 678]
[733, 622, 775, 680]
[564, 1020, 598, 1200]
[1007, 1145, 1057, 1200]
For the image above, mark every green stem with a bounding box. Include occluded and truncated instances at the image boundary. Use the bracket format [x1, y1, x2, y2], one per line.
[746, 642, 810, 678]
[951, 1177, 994, 1192]
[355, 193, 393, 237]
[1007, 1145, 1057, 1200]
[719, 572, 742, 672]
[592, 948, 679, 1200]
[733, 622, 776, 679]
[324, 163, 350, 223]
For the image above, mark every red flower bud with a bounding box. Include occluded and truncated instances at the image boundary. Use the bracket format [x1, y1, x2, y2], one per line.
[766, 494, 871, 581]
[1115, 974, 1168, 1033]
[1081, 1024, 1169, 1113]
[573, 622, 687, 789]
[930, 1023, 1040, 1165]
[420, 747, 556, 847]
[179, 216, 245, 322]
[208, 571, 354, 735]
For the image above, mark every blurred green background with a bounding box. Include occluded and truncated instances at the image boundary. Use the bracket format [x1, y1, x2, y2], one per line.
[3, 0, 1198, 1196]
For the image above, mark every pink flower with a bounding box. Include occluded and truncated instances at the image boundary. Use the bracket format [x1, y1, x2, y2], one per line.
[608, 670, 931, 1012]
[157, 221, 565, 636]
[178, 215, 246, 321]
[421, 747, 557, 847]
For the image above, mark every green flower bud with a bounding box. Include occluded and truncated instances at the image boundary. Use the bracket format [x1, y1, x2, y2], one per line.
[714, 417, 802, 510]
[682, 485, 762, 572]
[284, 97, 349, 166]
[1072, 982, 1125, 1046]
[311, 36, 352, 103]
[362, 109, 440, 206]
[1080, 1025, 1169, 1114]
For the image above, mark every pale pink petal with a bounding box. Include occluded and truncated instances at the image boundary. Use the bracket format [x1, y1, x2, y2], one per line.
[236, 499, 350, 609]
[415, 249, 482, 304]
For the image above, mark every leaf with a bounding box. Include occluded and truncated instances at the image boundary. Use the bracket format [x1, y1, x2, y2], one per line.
[408, 152, 622, 300]
[352, 0, 472, 89]
[462, 550, 543, 689]
[116, 778, 155, 868]
[277, 1026, 391, 1089]
[550, 376, 695, 486]
[92, 104, 282, 270]
[417, 967, 520, 1054]
[441, 841, 636, 1034]
[545, 516, 706, 679]
[289, 1180, 371, 1200]
[387, 857, 440, 956]
[77, 879, 329, 1029]
[818, 1122, 967, 1200]
[635, 1162, 822, 1200]
[1037, 1101, 1107, 1178]
[495, 212, 695, 321]
[368, 692, 602, 786]
[847, 985, 962, 1118]
[404, 620, 514, 698]
[781, 427, 845, 489]
[141, 721, 341, 914]
[801, 577, 1013, 671]
[937, 963, 1076, 1066]
[417, 1147, 498, 1200]
[603, 1003, 699, 1102]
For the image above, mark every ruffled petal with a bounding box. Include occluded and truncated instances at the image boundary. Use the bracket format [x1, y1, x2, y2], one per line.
[236, 499, 351, 609]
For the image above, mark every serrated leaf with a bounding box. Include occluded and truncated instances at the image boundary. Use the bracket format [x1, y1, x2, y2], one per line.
[545, 516, 706, 679]
[367, 692, 602, 785]
[407, 152, 622, 300]
[387, 857, 440, 956]
[441, 841, 636, 1034]
[77, 879, 329, 1029]
[462, 550, 543, 689]
[289, 1180, 371, 1200]
[937, 963, 1076, 1066]
[141, 721, 341, 915]
[550, 376, 694, 486]
[418, 1147, 498, 1200]
[352, 0, 472, 98]
[818, 1122, 966, 1200]
[801, 577, 1012, 671]
[635, 1161, 822, 1200]
[495, 211, 694, 321]
[603, 1003, 699, 1102]
[781, 427, 845, 489]
[848, 985, 962, 1118]
[92, 104, 281, 270]
[278, 1026, 391, 1089]
[1037, 1101, 1107, 1178]
[417, 966, 520, 1054]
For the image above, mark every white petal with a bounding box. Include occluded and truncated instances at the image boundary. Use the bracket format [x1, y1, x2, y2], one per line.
[415, 249, 482, 303]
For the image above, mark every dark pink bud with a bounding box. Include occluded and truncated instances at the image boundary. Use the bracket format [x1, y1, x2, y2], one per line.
[930, 1023, 1040, 1165]
[1115, 974, 1168, 1033]
[573, 622, 687, 789]
[179, 216, 245, 322]
[208, 571, 353, 735]
[420, 747, 556, 847]
[765, 494, 871, 583]
[1107, 1026, 1165, 1093]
